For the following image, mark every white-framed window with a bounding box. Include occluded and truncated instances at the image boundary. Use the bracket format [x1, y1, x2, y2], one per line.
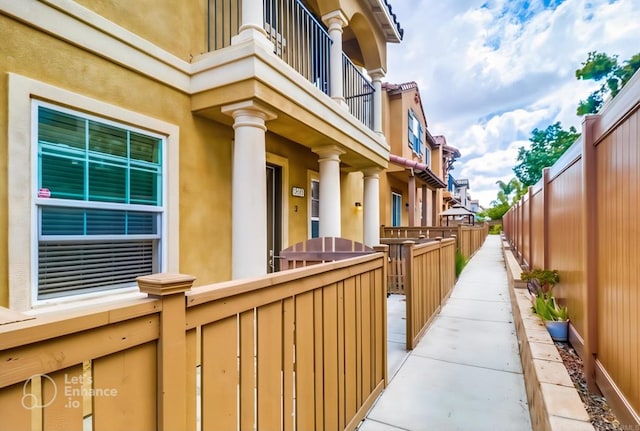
[7, 73, 179, 311]
[392, 192, 402, 227]
[310, 178, 320, 238]
[408, 109, 423, 157]
[34, 102, 165, 299]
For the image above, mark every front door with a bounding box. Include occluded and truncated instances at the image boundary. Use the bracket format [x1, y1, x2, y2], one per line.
[266, 164, 282, 273]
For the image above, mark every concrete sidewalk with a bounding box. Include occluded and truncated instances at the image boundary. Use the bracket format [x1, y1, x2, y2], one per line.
[359, 235, 532, 431]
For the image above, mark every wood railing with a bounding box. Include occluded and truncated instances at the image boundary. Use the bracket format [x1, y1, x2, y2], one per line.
[381, 224, 488, 260]
[503, 70, 640, 427]
[0, 251, 388, 431]
[382, 238, 433, 294]
[403, 238, 456, 350]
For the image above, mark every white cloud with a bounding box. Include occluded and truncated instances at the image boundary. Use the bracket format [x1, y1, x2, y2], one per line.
[385, 0, 640, 207]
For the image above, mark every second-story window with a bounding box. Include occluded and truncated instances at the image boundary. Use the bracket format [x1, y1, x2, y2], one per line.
[408, 110, 423, 157]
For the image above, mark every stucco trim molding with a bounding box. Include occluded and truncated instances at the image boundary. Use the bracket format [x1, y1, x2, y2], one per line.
[1, 0, 192, 92]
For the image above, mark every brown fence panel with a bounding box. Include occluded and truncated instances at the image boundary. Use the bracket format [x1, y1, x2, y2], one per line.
[403, 238, 456, 350]
[0, 301, 161, 431]
[186, 252, 388, 431]
[521, 193, 531, 267]
[530, 187, 544, 270]
[547, 153, 585, 338]
[440, 239, 457, 300]
[457, 225, 487, 260]
[595, 106, 640, 422]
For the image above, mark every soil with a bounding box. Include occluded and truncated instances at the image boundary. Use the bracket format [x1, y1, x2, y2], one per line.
[554, 341, 625, 430]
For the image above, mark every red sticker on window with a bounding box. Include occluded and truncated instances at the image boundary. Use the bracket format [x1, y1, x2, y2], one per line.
[38, 188, 51, 198]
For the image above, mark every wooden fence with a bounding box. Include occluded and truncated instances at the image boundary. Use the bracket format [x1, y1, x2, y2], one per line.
[0, 251, 388, 431]
[381, 223, 488, 261]
[503, 71, 640, 426]
[402, 238, 456, 349]
[382, 237, 433, 294]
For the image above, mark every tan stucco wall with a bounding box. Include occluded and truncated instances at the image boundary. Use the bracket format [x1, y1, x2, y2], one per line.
[75, 0, 207, 60]
[341, 171, 364, 242]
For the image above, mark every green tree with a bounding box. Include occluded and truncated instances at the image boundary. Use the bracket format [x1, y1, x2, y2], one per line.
[576, 51, 640, 115]
[513, 122, 580, 187]
[479, 178, 524, 221]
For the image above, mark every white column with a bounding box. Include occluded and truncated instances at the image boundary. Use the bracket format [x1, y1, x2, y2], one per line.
[222, 101, 276, 280]
[422, 186, 428, 226]
[363, 168, 381, 247]
[368, 68, 385, 136]
[323, 11, 348, 109]
[408, 173, 416, 226]
[232, 0, 271, 49]
[313, 145, 345, 237]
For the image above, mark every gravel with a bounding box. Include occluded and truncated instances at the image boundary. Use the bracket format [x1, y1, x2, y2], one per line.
[554, 341, 624, 430]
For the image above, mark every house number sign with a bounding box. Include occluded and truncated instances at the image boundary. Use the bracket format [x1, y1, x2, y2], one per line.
[291, 187, 305, 197]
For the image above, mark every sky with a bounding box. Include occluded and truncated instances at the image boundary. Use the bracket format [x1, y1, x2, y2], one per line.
[384, 0, 640, 208]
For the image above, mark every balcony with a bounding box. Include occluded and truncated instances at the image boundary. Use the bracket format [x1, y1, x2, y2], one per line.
[193, 0, 387, 169]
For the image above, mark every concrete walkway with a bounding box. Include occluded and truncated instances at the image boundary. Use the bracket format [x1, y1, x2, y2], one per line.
[359, 235, 532, 431]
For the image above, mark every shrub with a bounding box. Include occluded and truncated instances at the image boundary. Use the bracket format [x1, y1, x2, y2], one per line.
[455, 250, 467, 278]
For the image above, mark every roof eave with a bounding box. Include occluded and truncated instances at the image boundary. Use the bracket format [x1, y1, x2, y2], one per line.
[369, 0, 404, 43]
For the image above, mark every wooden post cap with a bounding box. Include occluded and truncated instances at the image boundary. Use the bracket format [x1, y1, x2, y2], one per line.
[137, 273, 196, 296]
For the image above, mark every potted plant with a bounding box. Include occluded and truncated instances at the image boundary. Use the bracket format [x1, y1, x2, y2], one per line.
[522, 269, 568, 341]
[521, 268, 559, 299]
[532, 294, 569, 341]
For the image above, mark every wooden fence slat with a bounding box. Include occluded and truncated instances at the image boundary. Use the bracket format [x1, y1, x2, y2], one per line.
[283, 297, 295, 431]
[43, 365, 84, 431]
[202, 317, 237, 431]
[0, 381, 30, 431]
[295, 292, 316, 431]
[360, 272, 372, 395]
[343, 277, 357, 420]
[257, 301, 283, 431]
[323, 284, 339, 431]
[239, 310, 255, 431]
[186, 329, 197, 431]
[93, 342, 157, 431]
[313, 289, 324, 431]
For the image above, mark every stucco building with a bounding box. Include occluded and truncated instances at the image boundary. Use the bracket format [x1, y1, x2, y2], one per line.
[1, 0, 402, 310]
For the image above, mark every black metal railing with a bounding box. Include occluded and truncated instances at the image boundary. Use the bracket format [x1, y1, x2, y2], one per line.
[206, 0, 374, 130]
[343, 54, 374, 129]
[264, 0, 331, 95]
[207, 0, 241, 51]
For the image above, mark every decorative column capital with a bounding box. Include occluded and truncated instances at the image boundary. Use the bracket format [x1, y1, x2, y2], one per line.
[222, 100, 277, 130]
[322, 10, 348, 31]
[362, 167, 381, 179]
[367, 68, 386, 82]
[312, 145, 346, 162]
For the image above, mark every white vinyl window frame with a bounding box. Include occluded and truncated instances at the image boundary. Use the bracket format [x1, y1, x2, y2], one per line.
[8, 74, 180, 311]
[34, 102, 165, 299]
[308, 171, 320, 238]
[391, 192, 402, 227]
[408, 109, 423, 157]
